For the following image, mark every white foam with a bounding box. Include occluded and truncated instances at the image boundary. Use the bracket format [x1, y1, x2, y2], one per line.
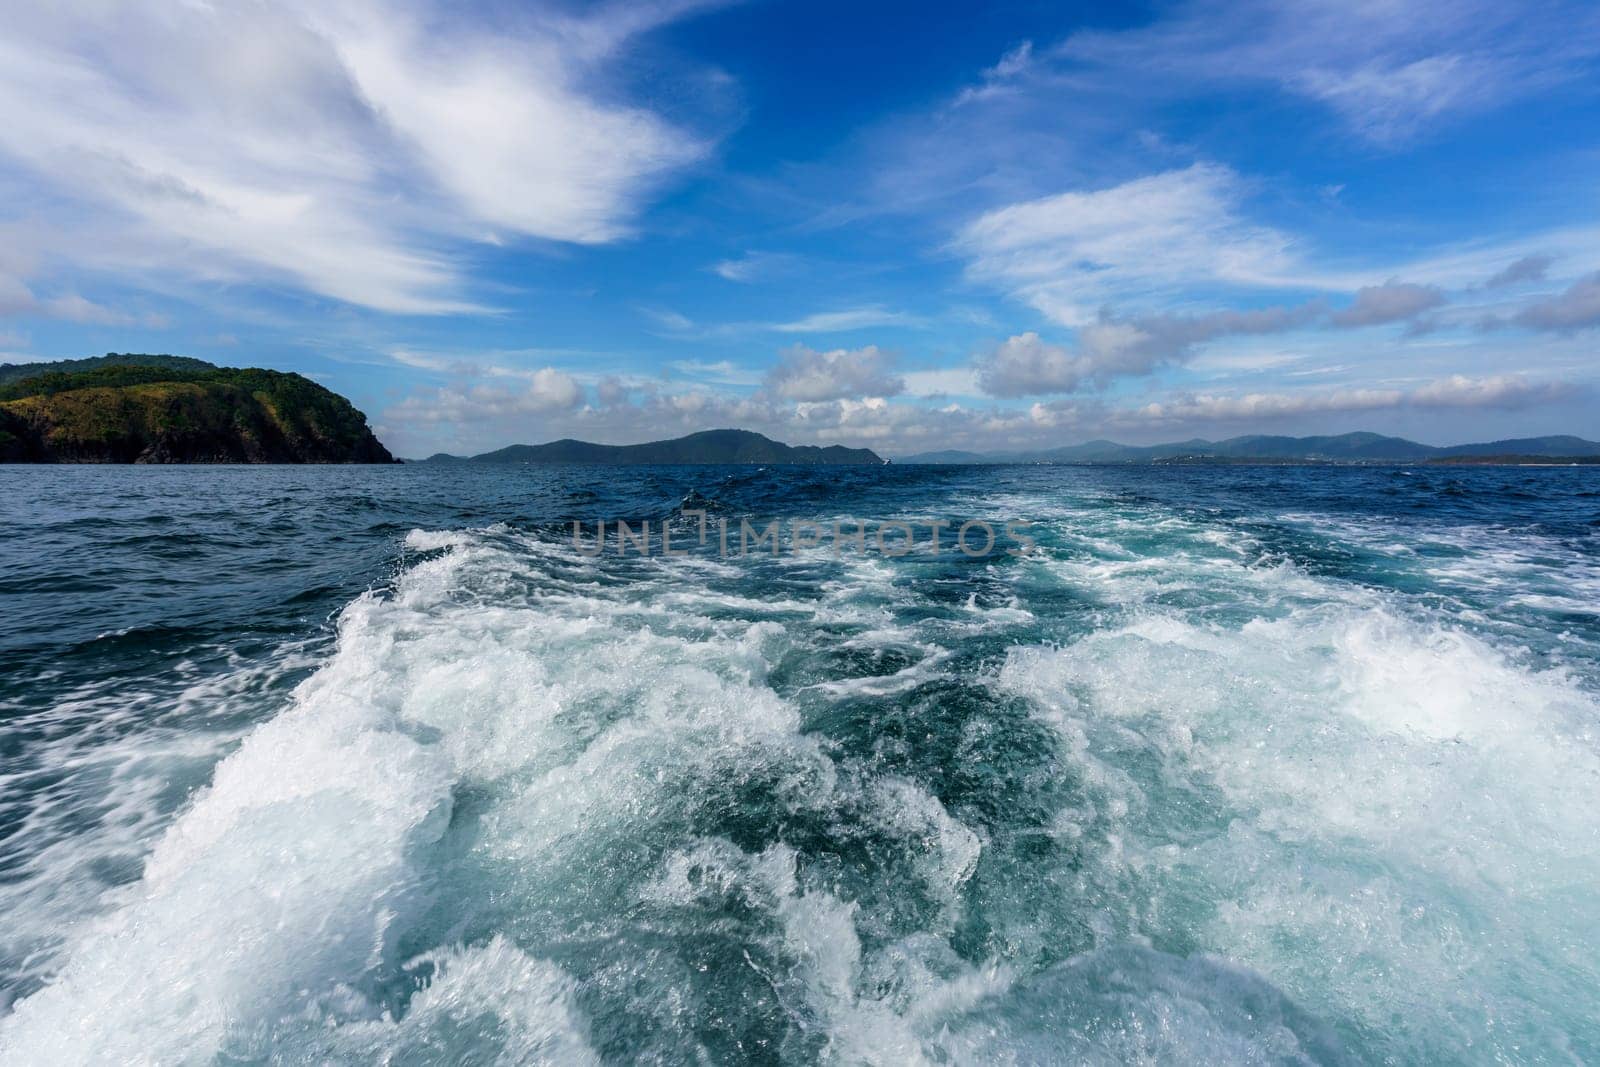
[3, 525, 999, 1061]
[998, 589, 1600, 1061]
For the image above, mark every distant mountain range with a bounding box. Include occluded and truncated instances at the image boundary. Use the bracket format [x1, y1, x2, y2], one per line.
[421, 428, 884, 465]
[898, 432, 1600, 465]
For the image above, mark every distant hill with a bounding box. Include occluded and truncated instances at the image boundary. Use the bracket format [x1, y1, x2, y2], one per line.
[426, 429, 883, 465]
[1433, 435, 1600, 458]
[892, 449, 991, 465]
[899, 431, 1600, 465]
[0, 355, 394, 463]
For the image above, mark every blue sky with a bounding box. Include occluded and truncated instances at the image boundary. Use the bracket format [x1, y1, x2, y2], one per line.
[1, 0, 1598, 456]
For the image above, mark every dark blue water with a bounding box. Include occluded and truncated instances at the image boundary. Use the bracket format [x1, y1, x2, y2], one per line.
[2, 464, 1598, 1063]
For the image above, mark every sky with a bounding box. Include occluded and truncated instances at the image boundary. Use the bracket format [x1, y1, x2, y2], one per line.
[1, 0, 1598, 457]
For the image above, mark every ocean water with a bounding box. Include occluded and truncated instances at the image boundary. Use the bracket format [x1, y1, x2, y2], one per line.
[1, 462, 1598, 1064]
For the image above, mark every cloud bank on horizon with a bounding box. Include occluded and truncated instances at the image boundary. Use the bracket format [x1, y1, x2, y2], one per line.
[0, 0, 1597, 455]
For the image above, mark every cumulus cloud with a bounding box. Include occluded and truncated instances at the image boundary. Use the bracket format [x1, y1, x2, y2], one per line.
[976, 333, 1089, 397]
[1484, 254, 1553, 288]
[977, 302, 1323, 397]
[1330, 281, 1446, 327]
[764, 345, 904, 401]
[590, 376, 628, 408]
[0, 1, 712, 314]
[955, 164, 1297, 326]
[386, 367, 584, 425]
[1512, 273, 1600, 332]
[966, 334, 1081, 396]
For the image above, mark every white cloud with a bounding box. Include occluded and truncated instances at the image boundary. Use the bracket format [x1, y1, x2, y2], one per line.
[388, 349, 462, 373]
[901, 367, 983, 397]
[640, 307, 697, 332]
[764, 344, 904, 401]
[710, 252, 795, 283]
[41, 294, 167, 328]
[639, 304, 927, 340]
[387, 367, 584, 425]
[1410, 374, 1574, 408]
[772, 306, 923, 333]
[955, 164, 1297, 325]
[977, 302, 1323, 397]
[669, 360, 764, 386]
[1127, 387, 1403, 424]
[1123, 374, 1572, 426]
[954, 40, 1034, 105]
[1188, 350, 1305, 373]
[0, 274, 165, 327]
[0, 1, 712, 314]
[0, 276, 35, 317]
[989, 40, 1036, 80]
[1057, 0, 1600, 144]
[976, 333, 1089, 397]
[1291, 53, 1494, 143]
[954, 160, 1600, 316]
[318, 4, 701, 246]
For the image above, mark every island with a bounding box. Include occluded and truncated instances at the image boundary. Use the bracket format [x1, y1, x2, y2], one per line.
[0, 354, 395, 463]
[422, 428, 884, 465]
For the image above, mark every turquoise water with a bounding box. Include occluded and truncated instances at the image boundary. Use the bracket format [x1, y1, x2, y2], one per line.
[1, 463, 1598, 1063]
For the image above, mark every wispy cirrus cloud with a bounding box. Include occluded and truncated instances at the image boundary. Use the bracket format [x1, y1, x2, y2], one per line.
[0, 273, 166, 327]
[640, 304, 925, 338]
[669, 359, 765, 387]
[955, 164, 1299, 326]
[771, 306, 925, 333]
[953, 40, 1035, 106]
[1056, 0, 1600, 144]
[709, 252, 798, 283]
[0, 1, 718, 315]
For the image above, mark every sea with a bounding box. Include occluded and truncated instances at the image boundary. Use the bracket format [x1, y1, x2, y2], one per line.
[1, 462, 1597, 1064]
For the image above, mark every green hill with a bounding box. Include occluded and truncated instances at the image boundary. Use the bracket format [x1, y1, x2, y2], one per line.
[0, 355, 394, 464]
